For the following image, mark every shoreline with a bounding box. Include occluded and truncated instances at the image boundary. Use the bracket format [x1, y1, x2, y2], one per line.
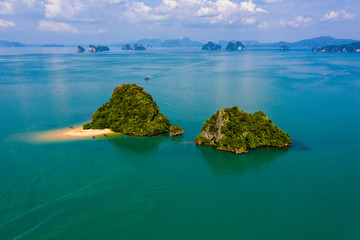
[32, 126, 115, 142]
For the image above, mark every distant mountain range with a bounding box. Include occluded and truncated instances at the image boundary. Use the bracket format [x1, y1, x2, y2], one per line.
[229, 36, 359, 48]
[0, 40, 25, 47]
[117, 37, 204, 48]
[1, 36, 359, 48]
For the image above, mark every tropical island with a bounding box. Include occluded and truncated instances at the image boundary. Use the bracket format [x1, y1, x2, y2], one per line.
[195, 106, 292, 154]
[83, 84, 171, 136]
[312, 42, 360, 52]
[225, 41, 246, 51]
[169, 124, 184, 137]
[202, 41, 222, 51]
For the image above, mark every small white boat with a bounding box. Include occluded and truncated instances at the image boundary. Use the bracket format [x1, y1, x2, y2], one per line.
[145, 76, 151, 80]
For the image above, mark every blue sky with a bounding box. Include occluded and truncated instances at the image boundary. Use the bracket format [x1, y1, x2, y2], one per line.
[0, 0, 359, 44]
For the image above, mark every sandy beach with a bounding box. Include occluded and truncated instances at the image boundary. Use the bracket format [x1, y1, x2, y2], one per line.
[32, 126, 115, 142]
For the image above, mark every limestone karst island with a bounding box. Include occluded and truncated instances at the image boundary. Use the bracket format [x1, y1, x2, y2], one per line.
[83, 84, 172, 136]
[195, 106, 291, 154]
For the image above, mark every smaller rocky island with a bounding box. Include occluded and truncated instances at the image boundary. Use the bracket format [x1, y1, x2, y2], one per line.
[280, 45, 289, 51]
[312, 42, 360, 52]
[121, 44, 147, 51]
[225, 41, 246, 51]
[195, 106, 291, 154]
[89, 45, 110, 52]
[202, 41, 222, 51]
[122, 44, 131, 50]
[132, 44, 147, 51]
[169, 125, 184, 137]
[83, 84, 170, 136]
[77, 46, 85, 53]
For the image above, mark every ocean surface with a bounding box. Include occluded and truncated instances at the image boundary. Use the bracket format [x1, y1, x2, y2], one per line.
[0, 47, 359, 239]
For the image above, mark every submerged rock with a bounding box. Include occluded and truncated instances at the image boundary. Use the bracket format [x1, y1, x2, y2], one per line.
[83, 84, 170, 136]
[195, 106, 291, 154]
[169, 124, 184, 137]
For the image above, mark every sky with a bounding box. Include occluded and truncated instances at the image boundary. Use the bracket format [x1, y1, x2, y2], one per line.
[0, 0, 359, 44]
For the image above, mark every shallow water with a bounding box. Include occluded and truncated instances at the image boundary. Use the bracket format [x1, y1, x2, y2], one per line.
[0, 47, 359, 239]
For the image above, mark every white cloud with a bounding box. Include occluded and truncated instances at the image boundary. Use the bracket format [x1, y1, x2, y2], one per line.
[281, 16, 312, 28]
[243, 17, 256, 24]
[0, 1, 14, 15]
[321, 10, 356, 21]
[123, 0, 268, 26]
[38, 20, 79, 33]
[0, 19, 15, 28]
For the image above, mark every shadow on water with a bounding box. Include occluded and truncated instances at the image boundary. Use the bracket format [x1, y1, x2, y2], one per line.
[198, 145, 289, 175]
[108, 133, 169, 155]
[170, 134, 184, 144]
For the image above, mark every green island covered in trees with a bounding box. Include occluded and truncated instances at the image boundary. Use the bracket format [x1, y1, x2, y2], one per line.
[169, 124, 184, 137]
[195, 106, 292, 154]
[83, 84, 171, 136]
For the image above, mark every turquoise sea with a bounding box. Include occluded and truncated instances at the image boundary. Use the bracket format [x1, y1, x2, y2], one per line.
[0, 47, 359, 239]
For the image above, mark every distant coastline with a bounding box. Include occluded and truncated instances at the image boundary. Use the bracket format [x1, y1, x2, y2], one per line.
[2, 36, 359, 49]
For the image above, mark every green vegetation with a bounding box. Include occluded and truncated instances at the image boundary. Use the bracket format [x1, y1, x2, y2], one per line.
[195, 106, 292, 154]
[83, 84, 170, 136]
[169, 124, 184, 137]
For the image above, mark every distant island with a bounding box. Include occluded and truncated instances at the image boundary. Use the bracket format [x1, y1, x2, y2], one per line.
[195, 106, 291, 154]
[89, 45, 110, 53]
[83, 84, 171, 136]
[2, 36, 360, 49]
[312, 42, 360, 53]
[0, 40, 24, 47]
[77, 46, 85, 53]
[225, 41, 246, 51]
[202, 41, 222, 51]
[169, 125, 184, 137]
[121, 43, 146, 51]
[132, 44, 146, 51]
[280, 46, 289, 51]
